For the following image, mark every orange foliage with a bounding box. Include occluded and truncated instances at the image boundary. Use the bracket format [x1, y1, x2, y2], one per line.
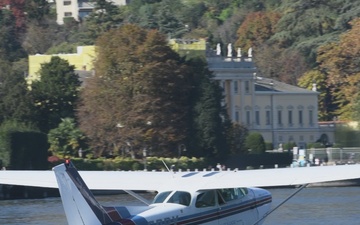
[235, 11, 281, 53]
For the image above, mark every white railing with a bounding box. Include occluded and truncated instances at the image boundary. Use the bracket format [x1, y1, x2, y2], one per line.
[306, 147, 360, 165]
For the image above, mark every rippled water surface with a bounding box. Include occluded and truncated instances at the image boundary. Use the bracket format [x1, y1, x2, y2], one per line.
[1, 187, 360, 225]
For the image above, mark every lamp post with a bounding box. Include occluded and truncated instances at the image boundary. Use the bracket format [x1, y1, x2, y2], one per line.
[143, 147, 147, 171]
[270, 80, 275, 149]
[177, 144, 186, 169]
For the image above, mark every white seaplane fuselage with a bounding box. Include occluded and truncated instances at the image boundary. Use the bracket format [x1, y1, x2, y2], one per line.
[122, 187, 271, 225]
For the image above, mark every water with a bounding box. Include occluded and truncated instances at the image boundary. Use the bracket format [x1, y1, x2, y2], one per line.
[1, 187, 360, 225]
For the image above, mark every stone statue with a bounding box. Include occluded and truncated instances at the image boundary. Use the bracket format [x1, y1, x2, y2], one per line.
[216, 43, 221, 55]
[248, 47, 253, 57]
[227, 43, 232, 57]
[237, 48, 242, 57]
[312, 83, 317, 91]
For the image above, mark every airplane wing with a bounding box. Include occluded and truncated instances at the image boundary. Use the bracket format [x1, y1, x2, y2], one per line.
[1, 164, 360, 192]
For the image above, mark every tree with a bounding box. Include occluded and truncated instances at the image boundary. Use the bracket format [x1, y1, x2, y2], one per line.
[78, 24, 192, 157]
[48, 118, 86, 157]
[235, 11, 281, 51]
[0, 59, 34, 124]
[192, 74, 228, 159]
[270, 0, 339, 62]
[82, 0, 124, 42]
[317, 18, 360, 120]
[227, 123, 249, 155]
[0, 8, 26, 61]
[298, 69, 336, 121]
[245, 132, 266, 154]
[31, 56, 81, 132]
[254, 44, 308, 85]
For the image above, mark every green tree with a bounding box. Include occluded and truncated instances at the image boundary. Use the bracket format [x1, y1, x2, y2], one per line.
[25, 0, 50, 22]
[298, 69, 336, 121]
[245, 132, 266, 154]
[227, 123, 249, 155]
[82, 0, 124, 42]
[78, 24, 192, 157]
[0, 8, 25, 61]
[270, 0, 339, 62]
[48, 118, 86, 157]
[0, 59, 34, 124]
[192, 74, 228, 159]
[31, 56, 81, 132]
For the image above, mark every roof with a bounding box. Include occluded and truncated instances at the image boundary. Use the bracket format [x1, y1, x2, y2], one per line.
[254, 77, 317, 94]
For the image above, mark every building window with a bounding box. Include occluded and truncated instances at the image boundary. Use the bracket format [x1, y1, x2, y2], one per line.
[288, 110, 293, 125]
[64, 12, 72, 17]
[277, 110, 282, 125]
[310, 135, 314, 141]
[300, 135, 304, 141]
[255, 111, 260, 125]
[64, 1, 71, 5]
[279, 136, 283, 142]
[309, 110, 313, 125]
[245, 81, 250, 94]
[266, 110, 271, 125]
[235, 111, 239, 123]
[246, 111, 251, 125]
[299, 110, 303, 125]
[234, 81, 238, 94]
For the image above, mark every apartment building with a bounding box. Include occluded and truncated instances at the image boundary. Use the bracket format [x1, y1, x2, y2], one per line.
[56, 0, 129, 25]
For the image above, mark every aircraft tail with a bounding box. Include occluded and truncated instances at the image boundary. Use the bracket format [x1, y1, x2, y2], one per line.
[53, 160, 124, 225]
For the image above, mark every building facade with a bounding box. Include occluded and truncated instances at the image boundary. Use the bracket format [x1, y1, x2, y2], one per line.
[55, 0, 129, 25]
[206, 44, 321, 149]
[28, 46, 95, 84]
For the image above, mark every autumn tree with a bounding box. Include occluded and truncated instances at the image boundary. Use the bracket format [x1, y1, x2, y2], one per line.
[78, 24, 192, 157]
[317, 18, 360, 120]
[235, 11, 281, 52]
[31, 56, 81, 132]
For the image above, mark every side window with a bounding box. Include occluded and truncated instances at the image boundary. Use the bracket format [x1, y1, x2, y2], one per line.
[218, 188, 236, 202]
[196, 191, 216, 208]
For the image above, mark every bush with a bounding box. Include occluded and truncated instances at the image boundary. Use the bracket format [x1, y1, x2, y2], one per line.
[245, 132, 266, 154]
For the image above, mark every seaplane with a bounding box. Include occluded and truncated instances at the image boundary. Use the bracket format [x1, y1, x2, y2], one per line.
[1, 160, 360, 225]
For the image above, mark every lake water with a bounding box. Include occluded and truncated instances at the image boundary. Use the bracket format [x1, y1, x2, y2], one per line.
[1, 187, 360, 225]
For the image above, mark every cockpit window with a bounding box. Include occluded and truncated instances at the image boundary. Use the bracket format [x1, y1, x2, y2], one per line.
[195, 190, 216, 208]
[167, 191, 191, 206]
[153, 191, 172, 204]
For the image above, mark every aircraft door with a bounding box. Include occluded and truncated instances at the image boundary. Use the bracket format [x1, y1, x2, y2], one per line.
[217, 188, 254, 225]
[195, 190, 220, 224]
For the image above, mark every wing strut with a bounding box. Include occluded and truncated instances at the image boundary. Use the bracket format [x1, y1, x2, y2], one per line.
[252, 184, 309, 225]
[123, 190, 151, 205]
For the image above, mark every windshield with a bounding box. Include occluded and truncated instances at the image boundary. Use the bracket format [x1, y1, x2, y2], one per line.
[152, 191, 191, 206]
[167, 191, 191, 206]
[153, 191, 172, 203]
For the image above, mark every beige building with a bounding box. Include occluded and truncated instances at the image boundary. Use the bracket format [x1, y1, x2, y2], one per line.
[55, 0, 128, 25]
[207, 44, 321, 149]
